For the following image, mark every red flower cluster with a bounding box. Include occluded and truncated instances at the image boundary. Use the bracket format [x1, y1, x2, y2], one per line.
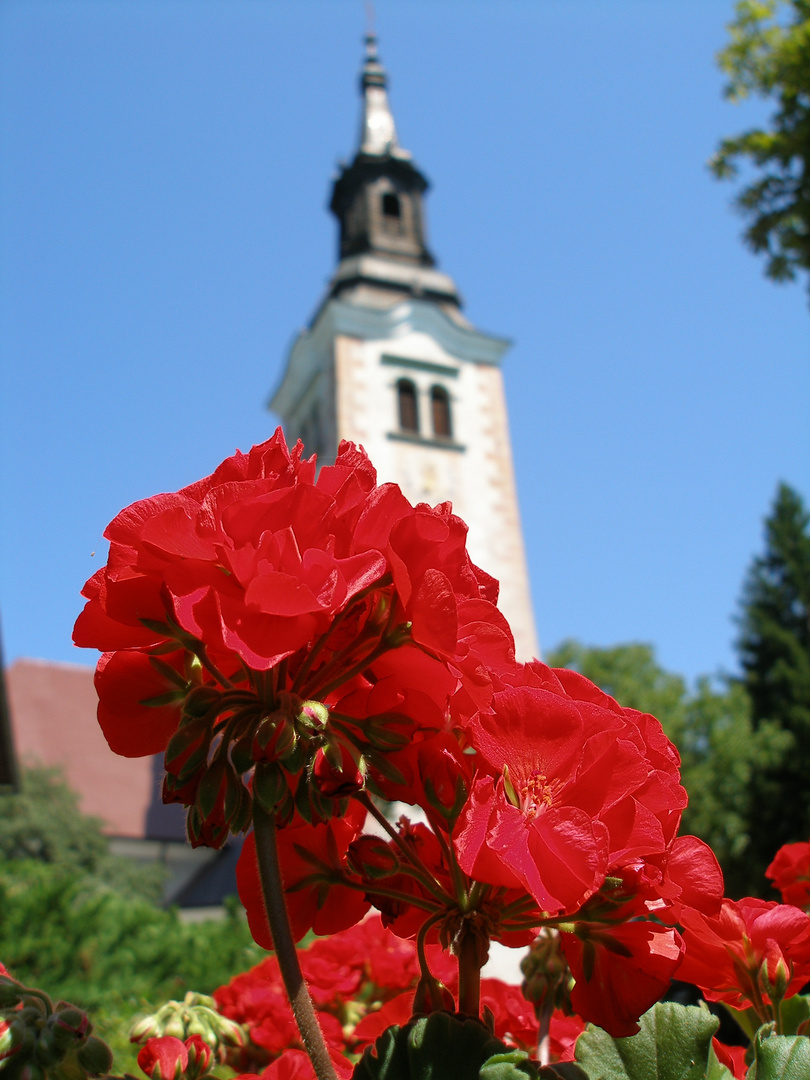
[767, 840, 810, 911]
[214, 915, 581, 1072]
[677, 896, 810, 1014]
[75, 433, 724, 1043]
[74, 431, 502, 845]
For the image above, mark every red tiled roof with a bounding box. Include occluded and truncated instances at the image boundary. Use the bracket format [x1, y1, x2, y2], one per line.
[6, 658, 172, 839]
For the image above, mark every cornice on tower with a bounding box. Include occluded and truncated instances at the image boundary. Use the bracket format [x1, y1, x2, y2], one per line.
[326, 34, 462, 312]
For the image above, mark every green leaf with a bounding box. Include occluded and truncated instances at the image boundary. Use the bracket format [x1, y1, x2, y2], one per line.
[536, 1066, 590, 1080]
[351, 1013, 515, 1080]
[749, 1026, 810, 1079]
[778, 994, 810, 1037]
[478, 1048, 540, 1079]
[574, 1002, 721, 1080]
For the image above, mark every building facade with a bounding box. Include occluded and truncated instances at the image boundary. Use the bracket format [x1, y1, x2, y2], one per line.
[271, 35, 539, 659]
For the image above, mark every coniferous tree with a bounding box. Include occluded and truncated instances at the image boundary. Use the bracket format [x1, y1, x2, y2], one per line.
[737, 482, 810, 883]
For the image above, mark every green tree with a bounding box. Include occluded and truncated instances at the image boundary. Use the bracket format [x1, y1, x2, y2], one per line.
[547, 640, 788, 897]
[0, 765, 164, 901]
[712, 0, 810, 299]
[737, 482, 810, 882]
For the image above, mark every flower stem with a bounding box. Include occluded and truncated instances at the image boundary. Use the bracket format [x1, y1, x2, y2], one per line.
[536, 1000, 553, 1067]
[252, 803, 338, 1080]
[356, 793, 454, 905]
[456, 922, 483, 1019]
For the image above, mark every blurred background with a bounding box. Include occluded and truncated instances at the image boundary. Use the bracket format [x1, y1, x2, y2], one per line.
[1, 0, 807, 683]
[0, 0, 809, 1060]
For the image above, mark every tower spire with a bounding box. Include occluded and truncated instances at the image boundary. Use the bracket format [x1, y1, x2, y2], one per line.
[358, 32, 409, 159]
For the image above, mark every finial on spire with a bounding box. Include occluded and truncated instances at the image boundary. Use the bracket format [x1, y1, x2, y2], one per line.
[357, 26, 409, 159]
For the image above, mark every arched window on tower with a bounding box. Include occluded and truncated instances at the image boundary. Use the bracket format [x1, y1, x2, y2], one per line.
[382, 192, 401, 219]
[397, 379, 419, 433]
[381, 192, 403, 235]
[430, 385, 452, 439]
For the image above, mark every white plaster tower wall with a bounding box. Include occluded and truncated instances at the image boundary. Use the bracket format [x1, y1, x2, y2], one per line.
[271, 35, 539, 660]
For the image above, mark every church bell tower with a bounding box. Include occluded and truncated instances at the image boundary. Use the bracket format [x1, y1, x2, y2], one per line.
[270, 34, 539, 659]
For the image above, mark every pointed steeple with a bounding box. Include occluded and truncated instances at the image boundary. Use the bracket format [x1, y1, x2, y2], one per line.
[358, 32, 409, 160]
[327, 34, 462, 311]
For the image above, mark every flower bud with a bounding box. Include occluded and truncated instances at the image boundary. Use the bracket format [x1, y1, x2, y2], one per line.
[183, 1035, 211, 1079]
[161, 1015, 188, 1042]
[130, 1016, 158, 1045]
[253, 762, 289, 815]
[252, 710, 297, 763]
[195, 759, 227, 822]
[50, 1006, 91, 1050]
[347, 836, 399, 880]
[208, 1014, 244, 1049]
[311, 742, 364, 799]
[183, 1017, 214, 1046]
[0, 1018, 25, 1066]
[182, 686, 222, 719]
[0, 979, 21, 1009]
[76, 1036, 114, 1077]
[34, 1030, 63, 1069]
[759, 952, 790, 1006]
[412, 974, 455, 1015]
[137, 1037, 188, 1080]
[520, 929, 572, 1017]
[297, 701, 329, 732]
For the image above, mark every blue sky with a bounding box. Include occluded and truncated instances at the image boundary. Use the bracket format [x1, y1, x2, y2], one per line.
[1, 0, 807, 685]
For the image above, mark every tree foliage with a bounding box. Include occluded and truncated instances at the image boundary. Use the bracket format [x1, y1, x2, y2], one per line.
[712, 0, 810, 298]
[547, 640, 788, 897]
[0, 767, 265, 1073]
[0, 765, 164, 901]
[737, 482, 810, 883]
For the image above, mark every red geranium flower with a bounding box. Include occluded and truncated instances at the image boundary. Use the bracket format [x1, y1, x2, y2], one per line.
[74, 431, 500, 845]
[677, 896, 810, 1012]
[561, 919, 684, 1037]
[455, 663, 686, 915]
[766, 840, 810, 910]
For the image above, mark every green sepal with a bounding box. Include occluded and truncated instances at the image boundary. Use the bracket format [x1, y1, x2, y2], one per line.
[363, 715, 413, 751]
[294, 770, 313, 824]
[228, 781, 253, 835]
[574, 1002, 727, 1080]
[230, 735, 254, 776]
[222, 764, 244, 823]
[75, 1035, 114, 1077]
[196, 759, 226, 820]
[424, 774, 469, 825]
[147, 655, 190, 690]
[309, 782, 336, 825]
[253, 763, 288, 815]
[0, 977, 22, 1008]
[363, 748, 407, 786]
[140, 689, 187, 709]
[165, 720, 209, 768]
